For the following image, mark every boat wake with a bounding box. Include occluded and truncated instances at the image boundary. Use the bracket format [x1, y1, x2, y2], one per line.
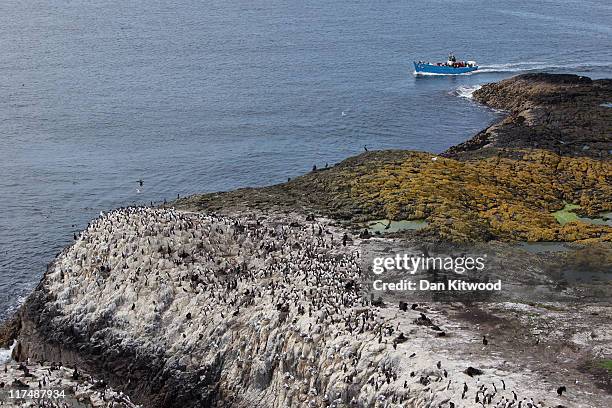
[414, 61, 612, 77]
[451, 86, 508, 114]
[477, 61, 612, 74]
[454, 85, 482, 99]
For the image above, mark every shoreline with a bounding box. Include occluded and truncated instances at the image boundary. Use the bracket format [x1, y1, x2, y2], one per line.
[1, 73, 611, 407]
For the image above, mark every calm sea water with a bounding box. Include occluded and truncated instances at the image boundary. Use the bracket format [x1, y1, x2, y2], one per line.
[1, 0, 611, 320]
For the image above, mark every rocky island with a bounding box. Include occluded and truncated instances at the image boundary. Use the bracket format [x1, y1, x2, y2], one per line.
[1, 74, 610, 408]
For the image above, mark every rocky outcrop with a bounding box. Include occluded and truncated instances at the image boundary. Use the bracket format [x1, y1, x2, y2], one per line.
[7, 207, 607, 407]
[0, 314, 20, 348]
[445, 74, 612, 159]
[178, 149, 611, 243]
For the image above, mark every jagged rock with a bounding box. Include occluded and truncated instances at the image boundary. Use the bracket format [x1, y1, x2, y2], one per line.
[464, 367, 483, 377]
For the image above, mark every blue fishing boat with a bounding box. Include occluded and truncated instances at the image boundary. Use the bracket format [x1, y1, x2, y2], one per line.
[414, 53, 478, 75]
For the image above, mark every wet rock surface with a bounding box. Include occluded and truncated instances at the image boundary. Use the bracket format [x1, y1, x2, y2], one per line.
[445, 73, 611, 159]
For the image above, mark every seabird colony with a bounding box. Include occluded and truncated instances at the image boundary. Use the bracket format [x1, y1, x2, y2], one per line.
[34, 207, 567, 407]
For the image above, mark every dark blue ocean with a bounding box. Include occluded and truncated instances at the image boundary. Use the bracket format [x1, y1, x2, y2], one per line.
[1, 0, 611, 320]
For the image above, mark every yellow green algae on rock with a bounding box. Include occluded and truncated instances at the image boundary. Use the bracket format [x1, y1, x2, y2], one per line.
[344, 150, 612, 242]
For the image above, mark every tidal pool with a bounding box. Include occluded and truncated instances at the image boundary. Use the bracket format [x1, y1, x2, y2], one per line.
[366, 219, 428, 233]
[552, 204, 612, 226]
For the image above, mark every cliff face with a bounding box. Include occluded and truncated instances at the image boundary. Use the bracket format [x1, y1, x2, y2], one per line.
[13, 208, 370, 407]
[445, 74, 612, 159]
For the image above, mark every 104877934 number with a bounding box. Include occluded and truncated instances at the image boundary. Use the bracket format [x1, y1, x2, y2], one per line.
[7, 389, 66, 399]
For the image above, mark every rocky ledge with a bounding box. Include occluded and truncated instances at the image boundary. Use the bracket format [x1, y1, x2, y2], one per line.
[445, 73, 611, 159]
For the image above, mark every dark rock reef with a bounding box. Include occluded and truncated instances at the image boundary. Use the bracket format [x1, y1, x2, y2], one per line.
[445, 73, 611, 159]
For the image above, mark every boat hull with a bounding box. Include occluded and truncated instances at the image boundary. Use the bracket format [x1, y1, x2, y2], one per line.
[413, 62, 478, 75]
